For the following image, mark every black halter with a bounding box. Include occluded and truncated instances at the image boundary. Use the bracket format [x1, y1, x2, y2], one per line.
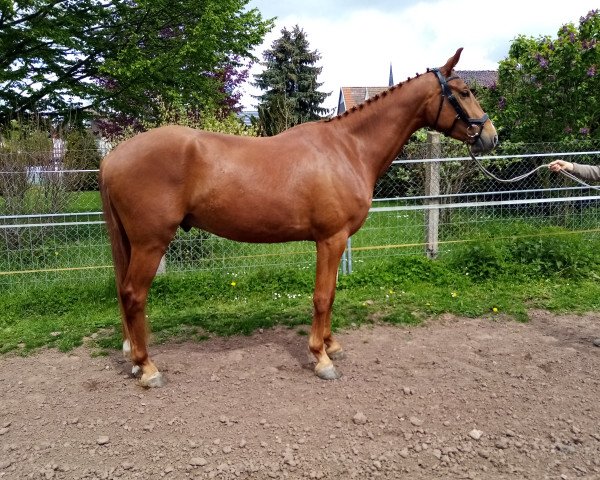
[431, 68, 488, 143]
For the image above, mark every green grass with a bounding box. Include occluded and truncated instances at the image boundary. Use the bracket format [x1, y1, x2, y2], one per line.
[3, 242, 600, 356]
[66, 190, 101, 212]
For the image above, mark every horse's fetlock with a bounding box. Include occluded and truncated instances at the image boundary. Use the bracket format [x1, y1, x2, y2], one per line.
[125, 338, 148, 365]
[130, 349, 148, 366]
[308, 335, 325, 356]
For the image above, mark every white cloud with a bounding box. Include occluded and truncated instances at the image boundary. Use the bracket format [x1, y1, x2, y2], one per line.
[242, 0, 599, 112]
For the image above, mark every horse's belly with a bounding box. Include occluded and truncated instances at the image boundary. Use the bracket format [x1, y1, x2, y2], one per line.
[187, 209, 313, 243]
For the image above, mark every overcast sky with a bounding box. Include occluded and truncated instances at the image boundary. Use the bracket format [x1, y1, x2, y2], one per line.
[241, 0, 599, 112]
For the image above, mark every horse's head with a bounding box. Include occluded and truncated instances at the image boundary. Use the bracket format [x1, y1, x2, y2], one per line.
[427, 48, 498, 154]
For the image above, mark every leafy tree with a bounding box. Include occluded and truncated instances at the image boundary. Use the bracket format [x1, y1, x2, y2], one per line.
[95, 53, 256, 136]
[0, 0, 273, 122]
[253, 25, 330, 136]
[482, 9, 600, 143]
[212, 55, 253, 118]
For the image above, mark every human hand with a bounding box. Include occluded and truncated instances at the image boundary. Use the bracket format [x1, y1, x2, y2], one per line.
[548, 160, 574, 172]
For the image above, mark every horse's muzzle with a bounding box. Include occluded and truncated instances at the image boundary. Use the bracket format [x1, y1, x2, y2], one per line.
[470, 125, 498, 154]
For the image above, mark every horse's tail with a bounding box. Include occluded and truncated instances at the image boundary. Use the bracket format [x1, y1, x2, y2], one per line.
[100, 173, 130, 297]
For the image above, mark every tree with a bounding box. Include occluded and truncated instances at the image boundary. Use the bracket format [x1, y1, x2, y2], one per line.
[95, 54, 254, 138]
[253, 25, 330, 136]
[482, 9, 600, 143]
[0, 0, 273, 122]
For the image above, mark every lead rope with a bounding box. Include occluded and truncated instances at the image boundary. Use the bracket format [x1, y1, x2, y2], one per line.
[469, 149, 600, 192]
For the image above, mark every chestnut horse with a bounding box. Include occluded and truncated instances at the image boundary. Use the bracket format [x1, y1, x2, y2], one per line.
[100, 48, 497, 387]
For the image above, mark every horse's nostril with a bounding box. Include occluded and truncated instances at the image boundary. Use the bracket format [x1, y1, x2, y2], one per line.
[492, 135, 498, 147]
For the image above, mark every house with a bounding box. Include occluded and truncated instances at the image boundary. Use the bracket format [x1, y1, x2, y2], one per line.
[336, 86, 392, 115]
[336, 68, 497, 115]
[455, 70, 498, 89]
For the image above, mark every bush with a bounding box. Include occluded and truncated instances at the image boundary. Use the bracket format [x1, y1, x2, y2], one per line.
[508, 233, 598, 278]
[446, 240, 508, 280]
[339, 255, 456, 288]
[63, 129, 102, 191]
[445, 227, 600, 280]
[0, 119, 55, 251]
[0, 119, 53, 213]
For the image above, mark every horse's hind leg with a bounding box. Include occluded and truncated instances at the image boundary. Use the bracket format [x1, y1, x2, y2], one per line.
[121, 325, 140, 378]
[310, 233, 347, 380]
[121, 244, 166, 388]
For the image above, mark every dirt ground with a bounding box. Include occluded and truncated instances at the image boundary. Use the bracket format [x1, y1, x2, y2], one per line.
[1, 310, 599, 480]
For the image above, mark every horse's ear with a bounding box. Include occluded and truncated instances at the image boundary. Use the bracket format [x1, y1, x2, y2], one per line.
[439, 48, 463, 76]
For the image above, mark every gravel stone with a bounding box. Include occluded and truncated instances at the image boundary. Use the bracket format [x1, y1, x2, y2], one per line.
[409, 416, 423, 426]
[352, 412, 367, 425]
[495, 438, 510, 449]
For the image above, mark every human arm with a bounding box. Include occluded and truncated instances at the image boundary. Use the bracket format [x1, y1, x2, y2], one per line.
[548, 160, 600, 181]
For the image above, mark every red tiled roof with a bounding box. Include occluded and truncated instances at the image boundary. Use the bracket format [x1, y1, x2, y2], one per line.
[338, 86, 389, 114]
[455, 70, 498, 89]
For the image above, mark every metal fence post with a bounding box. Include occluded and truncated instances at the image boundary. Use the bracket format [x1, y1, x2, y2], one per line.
[425, 131, 441, 259]
[346, 237, 353, 274]
[341, 237, 353, 274]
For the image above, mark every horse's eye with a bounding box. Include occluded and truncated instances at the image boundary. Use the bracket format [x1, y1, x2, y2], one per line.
[459, 90, 470, 98]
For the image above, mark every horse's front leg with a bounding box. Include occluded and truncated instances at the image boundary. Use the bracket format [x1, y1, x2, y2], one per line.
[310, 233, 347, 380]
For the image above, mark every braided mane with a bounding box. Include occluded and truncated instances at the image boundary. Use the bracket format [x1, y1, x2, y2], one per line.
[326, 71, 428, 122]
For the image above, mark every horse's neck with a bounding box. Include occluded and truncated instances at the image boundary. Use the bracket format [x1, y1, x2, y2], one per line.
[334, 77, 431, 185]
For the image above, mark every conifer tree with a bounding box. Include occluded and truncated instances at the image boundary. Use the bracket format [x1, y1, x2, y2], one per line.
[253, 25, 330, 136]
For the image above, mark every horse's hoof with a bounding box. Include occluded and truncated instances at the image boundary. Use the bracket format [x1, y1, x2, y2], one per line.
[315, 364, 342, 380]
[131, 365, 142, 378]
[328, 349, 345, 361]
[139, 371, 165, 388]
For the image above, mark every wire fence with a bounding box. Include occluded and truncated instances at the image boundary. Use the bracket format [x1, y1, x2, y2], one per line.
[2, 135, 600, 288]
